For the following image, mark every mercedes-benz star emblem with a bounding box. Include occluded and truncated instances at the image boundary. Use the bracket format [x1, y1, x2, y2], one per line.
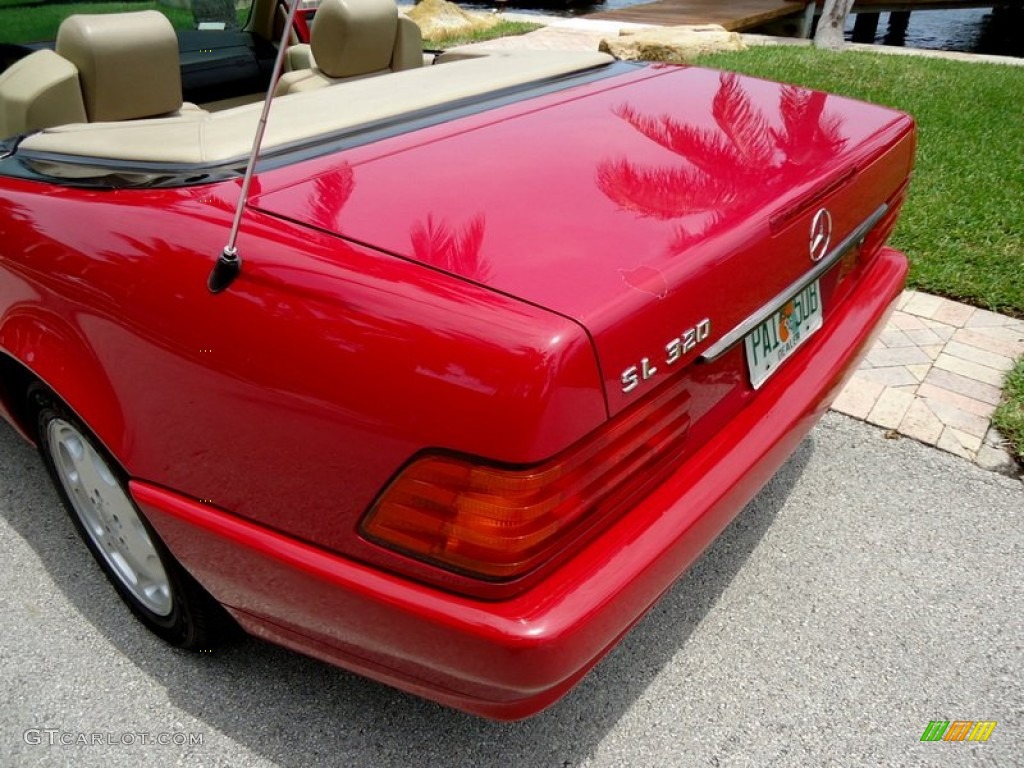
[809, 208, 833, 263]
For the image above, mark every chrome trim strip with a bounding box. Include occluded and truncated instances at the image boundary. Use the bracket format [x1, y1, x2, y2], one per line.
[698, 203, 889, 364]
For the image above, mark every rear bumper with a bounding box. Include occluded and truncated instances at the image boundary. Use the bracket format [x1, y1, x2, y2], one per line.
[134, 247, 907, 720]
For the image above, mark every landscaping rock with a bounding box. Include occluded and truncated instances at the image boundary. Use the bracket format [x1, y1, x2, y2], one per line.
[599, 24, 746, 64]
[406, 0, 499, 41]
[978, 426, 1023, 478]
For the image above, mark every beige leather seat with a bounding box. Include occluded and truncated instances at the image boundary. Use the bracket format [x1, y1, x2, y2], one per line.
[56, 10, 200, 122]
[276, 0, 422, 95]
[0, 49, 87, 138]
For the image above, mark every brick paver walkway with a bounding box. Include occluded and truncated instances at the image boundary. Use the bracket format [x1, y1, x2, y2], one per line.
[832, 291, 1022, 474]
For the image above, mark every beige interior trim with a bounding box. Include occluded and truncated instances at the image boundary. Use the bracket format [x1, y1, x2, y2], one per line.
[276, 67, 389, 95]
[201, 93, 267, 112]
[19, 51, 614, 167]
[285, 43, 314, 72]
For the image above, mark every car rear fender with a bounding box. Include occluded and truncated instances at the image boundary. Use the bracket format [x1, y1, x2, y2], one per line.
[0, 307, 124, 453]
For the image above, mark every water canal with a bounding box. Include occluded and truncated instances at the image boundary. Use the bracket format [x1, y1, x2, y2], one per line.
[841, 5, 1023, 57]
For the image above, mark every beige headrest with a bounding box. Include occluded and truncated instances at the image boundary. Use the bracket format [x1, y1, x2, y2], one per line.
[311, 0, 398, 79]
[56, 11, 182, 122]
[0, 49, 87, 137]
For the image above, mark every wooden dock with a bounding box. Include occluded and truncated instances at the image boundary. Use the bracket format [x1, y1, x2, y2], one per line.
[586, 0, 1022, 32]
[587, 0, 810, 31]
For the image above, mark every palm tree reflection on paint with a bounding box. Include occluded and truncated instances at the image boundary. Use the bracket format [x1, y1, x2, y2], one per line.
[598, 72, 848, 254]
[411, 213, 492, 283]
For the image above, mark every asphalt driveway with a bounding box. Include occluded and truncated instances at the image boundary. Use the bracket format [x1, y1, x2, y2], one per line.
[1, 413, 1020, 768]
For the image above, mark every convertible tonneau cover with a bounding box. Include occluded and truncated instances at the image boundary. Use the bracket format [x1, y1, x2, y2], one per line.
[16, 51, 614, 167]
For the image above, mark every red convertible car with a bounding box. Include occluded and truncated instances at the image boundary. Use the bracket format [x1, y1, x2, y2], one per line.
[0, 0, 914, 719]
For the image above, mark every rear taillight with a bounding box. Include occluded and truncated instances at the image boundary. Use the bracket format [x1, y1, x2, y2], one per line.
[361, 383, 691, 581]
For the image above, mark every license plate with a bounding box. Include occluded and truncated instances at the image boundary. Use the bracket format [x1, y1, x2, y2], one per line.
[744, 280, 823, 389]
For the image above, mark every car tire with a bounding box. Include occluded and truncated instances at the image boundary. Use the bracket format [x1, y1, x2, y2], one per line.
[36, 402, 235, 650]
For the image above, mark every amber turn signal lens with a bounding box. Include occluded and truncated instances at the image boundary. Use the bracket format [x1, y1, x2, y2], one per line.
[361, 383, 691, 581]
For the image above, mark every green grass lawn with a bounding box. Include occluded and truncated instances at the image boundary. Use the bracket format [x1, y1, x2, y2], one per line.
[422, 20, 542, 50]
[993, 357, 1024, 461]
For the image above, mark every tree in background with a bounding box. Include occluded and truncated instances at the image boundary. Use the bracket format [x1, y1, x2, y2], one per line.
[815, 0, 855, 50]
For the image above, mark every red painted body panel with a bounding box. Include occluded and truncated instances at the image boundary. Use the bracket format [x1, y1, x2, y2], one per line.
[132, 246, 906, 718]
[0, 62, 915, 717]
[0, 179, 606, 586]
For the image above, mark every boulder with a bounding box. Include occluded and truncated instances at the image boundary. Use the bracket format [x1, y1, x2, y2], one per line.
[599, 25, 747, 64]
[406, 0, 499, 41]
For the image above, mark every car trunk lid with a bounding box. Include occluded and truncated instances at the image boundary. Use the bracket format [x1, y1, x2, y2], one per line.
[252, 65, 915, 417]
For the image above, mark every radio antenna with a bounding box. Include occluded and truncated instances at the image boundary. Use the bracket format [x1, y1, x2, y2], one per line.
[208, 0, 304, 293]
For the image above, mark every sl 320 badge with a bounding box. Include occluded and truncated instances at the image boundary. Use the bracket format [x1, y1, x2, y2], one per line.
[620, 318, 711, 393]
